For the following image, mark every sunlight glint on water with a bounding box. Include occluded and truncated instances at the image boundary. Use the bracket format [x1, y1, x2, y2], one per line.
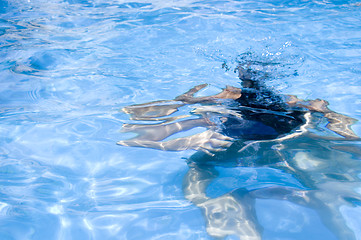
[1, 0, 361, 239]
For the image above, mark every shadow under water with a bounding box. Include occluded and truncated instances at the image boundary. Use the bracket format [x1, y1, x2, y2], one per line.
[117, 63, 361, 240]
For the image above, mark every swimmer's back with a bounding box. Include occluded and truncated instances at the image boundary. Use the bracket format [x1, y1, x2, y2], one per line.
[220, 65, 307, 140]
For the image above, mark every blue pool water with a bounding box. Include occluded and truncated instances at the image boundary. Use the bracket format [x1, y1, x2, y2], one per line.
[1, 0, 361, 239]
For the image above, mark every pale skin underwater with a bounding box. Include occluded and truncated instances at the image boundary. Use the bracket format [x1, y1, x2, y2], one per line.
[117, 64, 361, 240]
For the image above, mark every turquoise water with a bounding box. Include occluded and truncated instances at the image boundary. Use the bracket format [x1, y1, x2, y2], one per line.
[1, 0, 361, 239]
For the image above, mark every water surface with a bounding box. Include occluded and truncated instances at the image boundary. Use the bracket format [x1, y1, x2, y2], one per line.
[1, 0, 361, 239]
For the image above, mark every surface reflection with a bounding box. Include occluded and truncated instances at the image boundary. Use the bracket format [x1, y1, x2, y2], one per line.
[118, 63, 361, 240]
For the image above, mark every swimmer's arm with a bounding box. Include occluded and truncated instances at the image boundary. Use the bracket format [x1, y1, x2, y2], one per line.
[175, 84, 242, 103]
[122, 100, 185, 120]
[122, 84, 242, 120]
[120, 118, 211, 141]
[286, 95, 359, 140]
[174, 84, 208, 101]
[117, 129, 233, 155]
[122, 84, 217, 120]
[286, 95, 330, 112]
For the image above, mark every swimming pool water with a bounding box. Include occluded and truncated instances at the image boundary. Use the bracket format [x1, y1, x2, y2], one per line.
[1, 0, 361, 239]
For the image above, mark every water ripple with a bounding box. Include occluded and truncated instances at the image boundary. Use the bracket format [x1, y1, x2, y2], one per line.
[1, 0, 361, 239]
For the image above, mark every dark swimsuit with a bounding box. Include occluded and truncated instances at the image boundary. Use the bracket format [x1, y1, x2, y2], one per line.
[219, 85, 306, 140]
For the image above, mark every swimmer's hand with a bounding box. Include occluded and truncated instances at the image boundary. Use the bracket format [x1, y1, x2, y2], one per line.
[117, 130, 233, 156]
[286, 95, 359, 140]
[175, 84, 242, 103]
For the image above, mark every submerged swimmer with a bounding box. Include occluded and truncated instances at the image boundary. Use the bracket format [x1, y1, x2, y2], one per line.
[117, 63, 360, 240]
[117, 64, 358, 154]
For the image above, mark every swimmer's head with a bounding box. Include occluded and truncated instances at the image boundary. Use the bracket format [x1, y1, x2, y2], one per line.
[236, 65, 264, 90]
